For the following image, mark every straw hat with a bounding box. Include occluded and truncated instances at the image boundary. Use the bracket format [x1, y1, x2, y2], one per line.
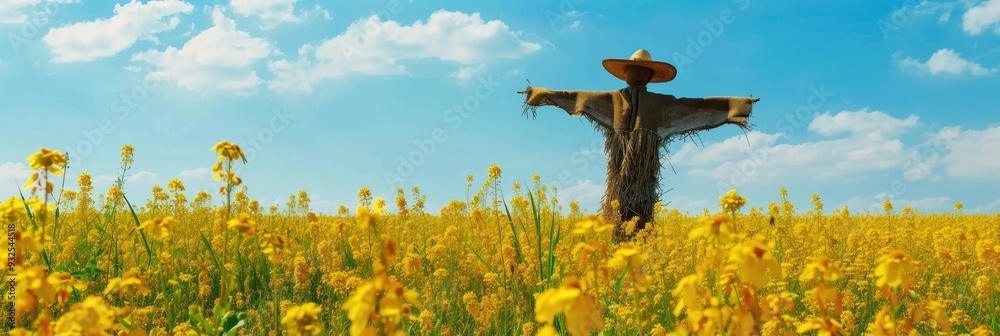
[602, 49, 677, 83]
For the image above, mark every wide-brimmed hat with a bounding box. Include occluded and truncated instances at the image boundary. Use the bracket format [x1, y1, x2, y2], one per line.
[602, 49, 677, 83]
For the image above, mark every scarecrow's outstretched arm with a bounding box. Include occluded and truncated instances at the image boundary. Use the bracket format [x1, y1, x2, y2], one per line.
[520, 87, 615, 128]
[654, 95, 760, 139]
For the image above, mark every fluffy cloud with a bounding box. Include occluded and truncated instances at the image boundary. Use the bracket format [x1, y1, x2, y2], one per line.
[971, 199, 1000, 213]
[132, 7, 275, 96]
[448, 64, 487, 85]
[897, 49, 998, 76]
[267, 10, 544, 93]
[674, 109, 918, 185]
[0, 162, 32, 199]
[844, 196, 951, 214]
[962, 0, 1000, 35]
[42, 0, 193, 63]
[557, 179, 604, 210]
[179, 167, 211, 179]
[664, 196, 711, 214]
[937, 125, 1000, 178]
[229, 0, 328, 29]
[809, 109, 919, 138]
[89, 171, 158, 195]
[0, 0, 76, 25]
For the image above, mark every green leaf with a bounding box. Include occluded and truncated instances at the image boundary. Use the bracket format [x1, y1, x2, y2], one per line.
[200, 231, 223, 274]
[501, 198, 524, 264]
[222, 312, 247, 333]
[528, 189, 543, 283]
[122, 194, 154, 266]
[15, 187, 38, 231]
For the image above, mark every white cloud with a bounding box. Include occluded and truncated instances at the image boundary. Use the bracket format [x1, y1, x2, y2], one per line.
[132, 7, 275, 96]
[502, 68, 523, 79]
[557, 179, 603, 210]
[179, 167, 211, 179]
[895, 196, 951, 212]
[897, 49, 998, 76]
[267, 10, 544, 93]
[938, 125, 1000, 178]
[971, 199, 1000, 213]
[129, 171, 157, 182]
[891, 1, 958, 23]
[844, 196, 951, 214]
[448, 64, 486, 85]
[664, 196, 710, 214]
[299, 4, 330, 21]
[88, 171, 158, 196]
[809, 108, 919, 138]
[675, 109, 917, 184]
[554, 10, 586, 32]
[963, 0, 1000, 35]
[42, 0, 193, 63]
[0, 0, 76, 25]
[671, 131, 783, 167]
[0, 162, 32, 199]
[230, 0, 318, 29]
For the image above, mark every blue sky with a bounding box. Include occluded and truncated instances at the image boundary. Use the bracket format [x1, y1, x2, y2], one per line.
[2, 0, 999, 215]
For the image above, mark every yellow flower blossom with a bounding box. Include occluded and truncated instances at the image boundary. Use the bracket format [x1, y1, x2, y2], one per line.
[25, 147, 67, 174]
[874, 250, 916, 289]
[51, 296, 130, 335]
[356, 205, 381, 230]
[213, 140, 248, 163]
[688, 214, 734, 245]
[262, 233, 287, 264]
[800, 256, 844, 283]
[282, 302, 323, 336]
[719, 189, 748, 212]
[607, 243, 650, 292]
[572, 215, 612, 235]
[138, 216, 177, 240]
[795, 317, 846, 336]
[534, 277, 603, 336]
[0, 196, 35, 223]
[103, 269, 152, 298]
[727, 236, 782, 289]
[227, 213, 255, 237]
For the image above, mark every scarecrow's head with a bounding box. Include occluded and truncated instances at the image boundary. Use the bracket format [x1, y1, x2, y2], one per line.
[603, 49, 677, 86]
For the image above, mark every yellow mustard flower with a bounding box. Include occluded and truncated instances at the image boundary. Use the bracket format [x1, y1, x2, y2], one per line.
[213, 140, 248, 163]
[342, 281, 377, 336]
[262, 233, 287, 264]
[0, 196, 35, 223]
[795, 317, 846, 336]
[572, 215, 612, 235]
[282, 302, 323, 336]
[138, 216, 177, 240]
[227, 213, 255, 238]
[727, 236, 782, 289]
[356, 205, 380, 231]
[800, 256, 844, 284]
[25, 147, 67, 175]
[51, 296, 129, 335]
[874, 250, 916, 289]
[688, 214, 734, 245]
[103, 269, 152, 299]
[719, 189, 748, 212]
[607, 244, 650, 292]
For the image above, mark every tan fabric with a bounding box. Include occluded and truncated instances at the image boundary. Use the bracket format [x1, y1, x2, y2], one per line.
[521, 85, 759, 241]
[522, 86, 757, 141]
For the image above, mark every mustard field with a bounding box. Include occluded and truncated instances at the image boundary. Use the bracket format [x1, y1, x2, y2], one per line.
[3, 143, 999, 336]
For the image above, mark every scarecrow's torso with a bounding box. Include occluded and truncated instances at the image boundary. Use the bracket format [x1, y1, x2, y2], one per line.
[611, 86, 676, 133]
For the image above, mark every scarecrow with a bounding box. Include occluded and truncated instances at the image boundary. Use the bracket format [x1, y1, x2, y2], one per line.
[519, 49, 760, 242]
